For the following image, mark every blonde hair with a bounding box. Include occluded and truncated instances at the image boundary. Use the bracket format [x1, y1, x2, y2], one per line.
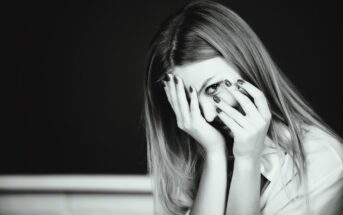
[142, 1, 343, 214]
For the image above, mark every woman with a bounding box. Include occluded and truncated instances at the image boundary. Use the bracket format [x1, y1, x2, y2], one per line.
[142, 1, 343, 214]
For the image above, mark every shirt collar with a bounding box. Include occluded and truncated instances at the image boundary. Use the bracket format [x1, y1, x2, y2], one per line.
[260, 136, 286, 181]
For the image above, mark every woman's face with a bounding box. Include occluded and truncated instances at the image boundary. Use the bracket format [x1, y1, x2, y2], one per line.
[172, 56, 243, 123]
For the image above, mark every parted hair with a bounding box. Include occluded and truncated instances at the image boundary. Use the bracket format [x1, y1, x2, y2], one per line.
[142, 1, 343, 214]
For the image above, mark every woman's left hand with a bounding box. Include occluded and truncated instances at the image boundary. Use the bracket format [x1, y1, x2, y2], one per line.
[214, 79, 272, 162]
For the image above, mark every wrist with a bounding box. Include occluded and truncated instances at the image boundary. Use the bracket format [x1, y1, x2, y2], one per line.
[205, 148, 228, 170]
[205, 144, 228, 158]
[234, 156, 260, 171]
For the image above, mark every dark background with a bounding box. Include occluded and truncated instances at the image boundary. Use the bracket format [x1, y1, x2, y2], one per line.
[4, 1, 342, 174]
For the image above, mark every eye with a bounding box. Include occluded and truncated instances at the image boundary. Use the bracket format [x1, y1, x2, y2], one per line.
[205, 81, 223, 95]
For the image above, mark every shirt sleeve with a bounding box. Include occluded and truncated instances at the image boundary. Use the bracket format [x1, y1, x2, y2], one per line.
[277, 132, 343, 215]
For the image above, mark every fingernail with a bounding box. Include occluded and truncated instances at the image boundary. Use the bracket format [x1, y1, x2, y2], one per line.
[216, 107, 222, 113]
[238, 87, 249, 96]
[237, 79, 245, 85]
[164, 74, 170, 82]
[189, 86, 193, 93]
[234, 82, 240, 89]
[173, 75, 178, 84]
[161, 81, 166, 87]
[213, 95, 221, 103]
[224, 79, 232, 87]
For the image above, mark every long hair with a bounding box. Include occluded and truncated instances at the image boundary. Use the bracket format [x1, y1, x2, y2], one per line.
[142, 1, 343, 214]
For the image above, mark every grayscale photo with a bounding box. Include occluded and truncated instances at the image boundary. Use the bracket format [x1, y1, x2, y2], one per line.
[2, 0, 343, 215]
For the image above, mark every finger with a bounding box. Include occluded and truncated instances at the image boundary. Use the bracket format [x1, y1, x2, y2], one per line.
[213, 95, 252, 129]
[188, 86, 201, 116]
[224, 80, 260, 118]
[165, 74, 183, 123]
[174, 75, 191, 123]
[235, 79, 272, 120]
[162, 81, 174, 109]
[216, 107, 244, 136]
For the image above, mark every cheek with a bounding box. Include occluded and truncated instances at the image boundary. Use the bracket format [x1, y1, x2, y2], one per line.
[217, 90, 238, 107]
[199, 91, 240, 122]
[218, 90, 247, 116]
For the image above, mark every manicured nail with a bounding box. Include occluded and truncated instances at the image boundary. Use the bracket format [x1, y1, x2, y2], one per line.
[216, 107, 222, 113]
[161, 81, 166, 87]
[238, 86, 248, 95]
[173, 75, 178, 84]
[237, 79, 244, 85]
[224, 79, 232, 87]
[234, 83, 245, 92]
[189, 86, 193, 93]
[213, 95, 221, 103]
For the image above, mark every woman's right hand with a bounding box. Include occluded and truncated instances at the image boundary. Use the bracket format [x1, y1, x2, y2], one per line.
[162, 73, 227, 154]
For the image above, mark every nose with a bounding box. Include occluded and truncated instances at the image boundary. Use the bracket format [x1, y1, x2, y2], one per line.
[199, 91, 239, 122]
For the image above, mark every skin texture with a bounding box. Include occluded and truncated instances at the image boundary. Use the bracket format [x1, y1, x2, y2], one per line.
[163, 56, 241, 152]
[173, 56, 241, 123]
[162, 57, 272, 214]
[164, 57, 271, 157]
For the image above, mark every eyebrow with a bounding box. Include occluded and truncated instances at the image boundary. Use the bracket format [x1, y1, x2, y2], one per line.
[197, 75, 216, 96]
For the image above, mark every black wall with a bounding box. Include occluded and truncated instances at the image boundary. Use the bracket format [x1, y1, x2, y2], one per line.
[4, 1, 342, 174]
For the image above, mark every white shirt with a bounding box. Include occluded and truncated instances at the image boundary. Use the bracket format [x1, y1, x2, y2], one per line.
[185, 125, 343, 214]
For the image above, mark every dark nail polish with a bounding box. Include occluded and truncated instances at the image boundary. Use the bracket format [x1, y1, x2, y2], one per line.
[213, 95, 221, 103]
[238, 85, 244, 92]
[216, 107, 222, 113]
[161, 81, 166, 87]
[164, 74, 170, 82]
[237, 79, 244, 85]
[189, 86, 193, 93]
[173, 76, 178, 84]
[225, 79, 232, 87]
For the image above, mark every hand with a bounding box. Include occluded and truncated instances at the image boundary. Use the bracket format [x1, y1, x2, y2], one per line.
[162, 73, 227, 154]
[213, 79, 272, 161]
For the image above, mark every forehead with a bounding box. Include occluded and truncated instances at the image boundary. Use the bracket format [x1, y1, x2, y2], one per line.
[172, 57, 241, 89]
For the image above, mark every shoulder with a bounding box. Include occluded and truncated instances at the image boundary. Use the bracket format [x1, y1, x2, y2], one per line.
[302, 124, 343, 163]
[260, 124, 343, 214]
[301, 124, 343, 186]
